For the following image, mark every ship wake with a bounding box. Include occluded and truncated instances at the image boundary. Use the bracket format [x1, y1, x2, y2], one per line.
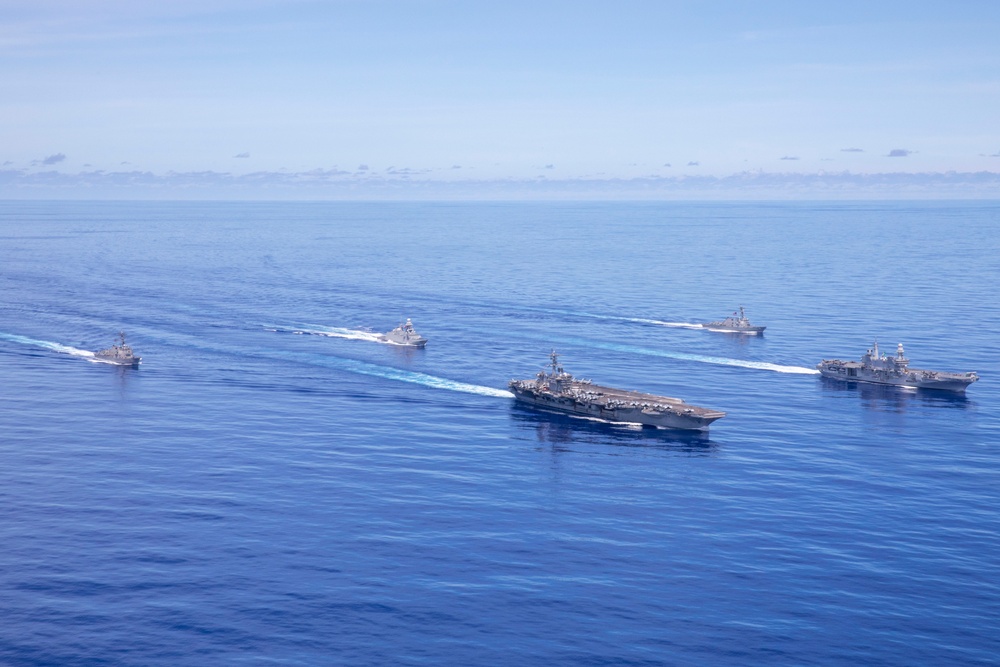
[632, 319, 704, 329]
[322, 357, 514, 398]
[0, 331, 97, 360]
[555, 336, 820, 375]
[262, 327, 510, 397]
[499, 304, 706, 329]
[265, 324, 386, 344]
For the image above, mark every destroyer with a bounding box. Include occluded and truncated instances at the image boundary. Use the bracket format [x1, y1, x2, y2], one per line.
[378, 318, 427, 347]
[93, 331, 141, 366]
[817, 341, 978, 392]
[509, 351, 726, 431]
[701, 306, 765, 334]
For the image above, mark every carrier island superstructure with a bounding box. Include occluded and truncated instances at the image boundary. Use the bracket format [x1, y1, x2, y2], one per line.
[509, 351, 726, 431]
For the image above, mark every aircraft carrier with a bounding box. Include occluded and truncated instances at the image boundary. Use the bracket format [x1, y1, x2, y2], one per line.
[509, 351, 726, 431]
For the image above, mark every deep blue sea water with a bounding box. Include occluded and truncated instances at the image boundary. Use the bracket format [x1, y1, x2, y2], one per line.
[1, 200, 998, 666]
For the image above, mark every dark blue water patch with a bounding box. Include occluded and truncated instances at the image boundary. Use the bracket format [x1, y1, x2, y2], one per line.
[1, 200, 999, 666]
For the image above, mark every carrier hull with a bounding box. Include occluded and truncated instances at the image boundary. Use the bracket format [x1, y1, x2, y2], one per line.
[509, 386, 723, 430]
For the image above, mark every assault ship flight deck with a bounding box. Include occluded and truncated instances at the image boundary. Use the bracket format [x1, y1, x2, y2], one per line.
[817, 341, 978, 392]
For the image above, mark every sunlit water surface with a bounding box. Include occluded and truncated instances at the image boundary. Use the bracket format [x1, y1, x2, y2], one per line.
[1, 201, 998, 666]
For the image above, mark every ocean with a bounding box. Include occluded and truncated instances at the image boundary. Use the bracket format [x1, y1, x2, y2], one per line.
[1, 200, 998, 666]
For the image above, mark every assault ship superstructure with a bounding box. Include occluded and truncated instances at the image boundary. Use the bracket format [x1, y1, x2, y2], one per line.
[509, 351, 726, 431]
[701, 306, 766, 334]
[817, 341, 978, 392]
[93, 331, 141, 366]
[378, 318, 427, 347]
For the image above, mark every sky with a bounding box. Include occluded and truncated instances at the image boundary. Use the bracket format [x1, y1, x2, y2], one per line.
[2, 0, 1000, 198]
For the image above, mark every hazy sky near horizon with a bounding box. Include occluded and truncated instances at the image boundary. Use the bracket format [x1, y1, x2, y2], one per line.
[4, 0, 1000, 180]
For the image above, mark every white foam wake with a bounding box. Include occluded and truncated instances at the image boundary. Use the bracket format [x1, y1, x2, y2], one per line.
[556, 336, 820, 375]
[266, 324, 386, 344]
[506, 305, 705, 329]
[302, 325, 384, 343]
[0, 332, 96, 359]
[337, 358, 514, 398]
[262, 326, 512, 398]
[632, 319, 704, 329]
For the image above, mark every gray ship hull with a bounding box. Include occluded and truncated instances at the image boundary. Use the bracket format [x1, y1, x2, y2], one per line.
[817, 365, 976, 392]
[817, 343, 978, 393]
[508, 383, 725, 431]
[701, 307, 765, 334]
[378, 333, 427, 347]
[700, 323, 766, 334]
[93, 332, 140, 366]
[379, 318, 427, 347]
[94, 356, 141, 367]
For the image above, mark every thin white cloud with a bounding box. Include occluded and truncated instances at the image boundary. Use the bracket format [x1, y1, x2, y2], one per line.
[234, 152, 250, 158]
[887, 149, 912, 157]
[385, 166, 428, 175]
[3, 168, 1000, 201]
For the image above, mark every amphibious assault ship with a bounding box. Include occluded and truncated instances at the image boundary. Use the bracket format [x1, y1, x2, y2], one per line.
[93, 331, 141, 366]
[701, 306, 765, 334]
[509, 351, 726, 431]
[817, 341, 978, 392]
[378, 318, 427, 347]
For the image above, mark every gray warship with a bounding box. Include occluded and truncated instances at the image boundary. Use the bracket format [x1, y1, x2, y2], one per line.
[509, 351, 726, 431]
[378, 318, 427, 347]
[701, 306, 765, 334]
[93, 331, 141, 366]
[817, 341, 978, 392]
